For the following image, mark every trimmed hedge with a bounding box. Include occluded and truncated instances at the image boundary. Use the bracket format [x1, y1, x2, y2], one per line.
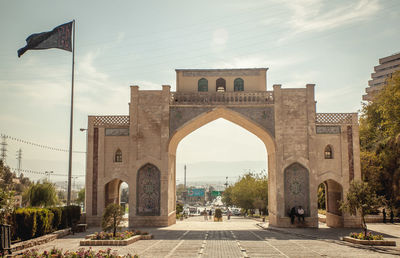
[14, 208, 37, 241]
[12, 205, 81, 241]
[60, 205, 81, 229]
[35, 208, 53, 237]
[48, 207, 62, 230]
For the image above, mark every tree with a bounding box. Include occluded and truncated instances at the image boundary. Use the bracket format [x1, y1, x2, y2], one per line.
[0, 188, 15, 224]
[76, 188, 85, 206]
[360, 71, 400, 209]
[317, 183, 326, 210]
[102, 203, 124, 237]
[340, 180, 383, 236]
[24, 180, 59, 207]
[222, 172, 268, 214]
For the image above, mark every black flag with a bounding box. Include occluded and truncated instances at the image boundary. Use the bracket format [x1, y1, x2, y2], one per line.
[18, 21, 73, 57]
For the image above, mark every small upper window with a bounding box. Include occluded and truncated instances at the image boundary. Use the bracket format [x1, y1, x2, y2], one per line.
[198, 78, 208, 92]
[216, 78, 226, 92]
[115, 149, 122, 162]
[324, 145, 333, 159]
[234, 78, 244, 91]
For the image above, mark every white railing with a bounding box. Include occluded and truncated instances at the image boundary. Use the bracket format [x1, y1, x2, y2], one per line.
[170, 91, 274, 105]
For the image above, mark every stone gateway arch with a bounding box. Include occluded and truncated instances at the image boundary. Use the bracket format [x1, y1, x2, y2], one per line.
[85, 68, 361, 228]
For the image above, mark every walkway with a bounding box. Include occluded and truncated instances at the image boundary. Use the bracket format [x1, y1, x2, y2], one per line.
[21, 216, 400, 257]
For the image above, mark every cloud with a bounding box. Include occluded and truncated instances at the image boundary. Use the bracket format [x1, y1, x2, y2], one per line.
[212, 54, 307, 70]
[211, 28, 229, 51]
[281, 0, 380, 37]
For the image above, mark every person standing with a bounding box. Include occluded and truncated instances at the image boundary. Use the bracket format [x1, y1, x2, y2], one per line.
[297, 206, 305, 222]
[383, 208, 387, 223]
[390, 210, 394, 223]
[204, 209, 208, 221]
[209, 209, 212, 220]
[290, 207, 296, 224]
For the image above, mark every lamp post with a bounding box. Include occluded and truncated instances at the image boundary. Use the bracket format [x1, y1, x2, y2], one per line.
[45, 171, 53, 182]
[80, 128, 88, 209]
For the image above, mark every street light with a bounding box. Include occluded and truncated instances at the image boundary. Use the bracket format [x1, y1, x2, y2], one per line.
[45, 171, 53, 181]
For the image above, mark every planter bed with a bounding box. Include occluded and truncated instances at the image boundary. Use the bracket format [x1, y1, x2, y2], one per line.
[343, 236, 396, 246]
[81, 234, 153, 246]
[11, 228, 71, 252]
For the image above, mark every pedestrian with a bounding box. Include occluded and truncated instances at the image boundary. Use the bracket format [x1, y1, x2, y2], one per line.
[204, 209, 208, 221]
[383, 208, 386, 223]
[390, 210, 394, 223]
[209, 209, 212, 220]
[227, 210, 231, 220]
[290, 207, 296, 224]
[297, 206, 305, 222]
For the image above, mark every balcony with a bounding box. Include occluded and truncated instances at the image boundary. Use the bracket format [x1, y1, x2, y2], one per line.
[170, 91, 274, 106]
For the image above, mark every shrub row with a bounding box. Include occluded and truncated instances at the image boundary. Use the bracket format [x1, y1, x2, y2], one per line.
[12, 205, 81, 241]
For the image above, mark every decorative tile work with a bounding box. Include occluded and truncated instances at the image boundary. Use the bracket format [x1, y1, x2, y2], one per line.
[105, 128, 129, 136]
[284, 163, 310, 216]
[93, 116, 129, 126]
[92, 128, 99, 215]
[316, 113, 353, 124]
[137, 164, 160, 216]
[170, 91, 274, 105]
[316, 125, 341, 134]
[347, 126, 354, 181]
[181, 69, 261, 77]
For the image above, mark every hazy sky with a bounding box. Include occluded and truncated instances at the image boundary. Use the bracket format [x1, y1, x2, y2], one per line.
[0, 0, 399, 185]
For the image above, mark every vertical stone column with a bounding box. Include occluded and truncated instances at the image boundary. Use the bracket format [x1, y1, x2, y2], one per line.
[269, 84, 282, 226]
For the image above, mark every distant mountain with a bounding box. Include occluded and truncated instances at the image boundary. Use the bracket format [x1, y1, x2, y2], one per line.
[176, 160, 267, 185]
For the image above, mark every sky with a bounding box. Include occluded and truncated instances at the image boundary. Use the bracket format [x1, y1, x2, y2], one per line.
[0, 0, 399, 186]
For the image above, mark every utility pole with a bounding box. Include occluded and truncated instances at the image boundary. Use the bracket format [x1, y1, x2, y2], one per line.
[0, 135, 7, 164]
[16, 148, 22, 177]
[184, 164, 187, 205]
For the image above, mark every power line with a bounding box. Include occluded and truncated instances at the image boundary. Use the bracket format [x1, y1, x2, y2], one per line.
[9, 167, 85, 178]
[0, 133, 85, 154]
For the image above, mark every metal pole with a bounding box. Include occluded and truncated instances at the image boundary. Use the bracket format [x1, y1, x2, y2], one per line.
[184, 164, 186, 205]
[67, 20, 75, 206]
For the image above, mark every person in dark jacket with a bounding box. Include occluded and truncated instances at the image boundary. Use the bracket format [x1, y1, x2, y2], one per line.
[290, 207, 296, 224]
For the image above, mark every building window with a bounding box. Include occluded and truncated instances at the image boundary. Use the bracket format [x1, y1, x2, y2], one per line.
[198, 78, 208, 92]
[324, 145, 333, 159]
[216, 78, 226, 92]
[115, 149, 122, 162]
[234, 78, 244, 91]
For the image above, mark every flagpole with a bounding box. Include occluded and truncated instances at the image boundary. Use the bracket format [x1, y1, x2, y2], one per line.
[67, 20, 75, 206]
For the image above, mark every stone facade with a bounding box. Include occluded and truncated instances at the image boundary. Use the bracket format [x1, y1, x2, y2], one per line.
[85, 68, 361, 228]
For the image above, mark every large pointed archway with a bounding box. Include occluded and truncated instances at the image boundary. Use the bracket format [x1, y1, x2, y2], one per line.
[168, 107, 277, 221]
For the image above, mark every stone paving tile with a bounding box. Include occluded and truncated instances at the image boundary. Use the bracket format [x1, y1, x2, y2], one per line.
[15, 217, 400, 257]
[202, 240, 243, 258]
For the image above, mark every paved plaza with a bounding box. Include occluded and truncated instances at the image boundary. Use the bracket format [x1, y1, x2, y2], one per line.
[23, 216, 400, 257]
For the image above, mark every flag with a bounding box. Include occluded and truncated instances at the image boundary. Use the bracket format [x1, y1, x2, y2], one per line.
[18, 21, 73, 57]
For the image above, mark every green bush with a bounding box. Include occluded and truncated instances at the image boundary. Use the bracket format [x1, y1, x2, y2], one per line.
[48, 207, 62, 230]
[60, 205, 81, 229]
[35, 208, 53, 237]
[13, 208, 37, 241]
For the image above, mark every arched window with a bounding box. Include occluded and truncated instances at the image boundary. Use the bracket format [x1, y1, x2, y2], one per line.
[324, 145, 333, 159]
[198, 78, 208, 92]
[115, 149, 122, 162]
[216, 78, 226, 92]
[234, 78, 244, 91]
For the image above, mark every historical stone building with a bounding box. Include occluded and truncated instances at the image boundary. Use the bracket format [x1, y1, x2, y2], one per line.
[85, 68, 361, 228]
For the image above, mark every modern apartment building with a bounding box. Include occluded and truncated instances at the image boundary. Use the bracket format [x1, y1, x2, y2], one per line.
[363, 52, 400, 101]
